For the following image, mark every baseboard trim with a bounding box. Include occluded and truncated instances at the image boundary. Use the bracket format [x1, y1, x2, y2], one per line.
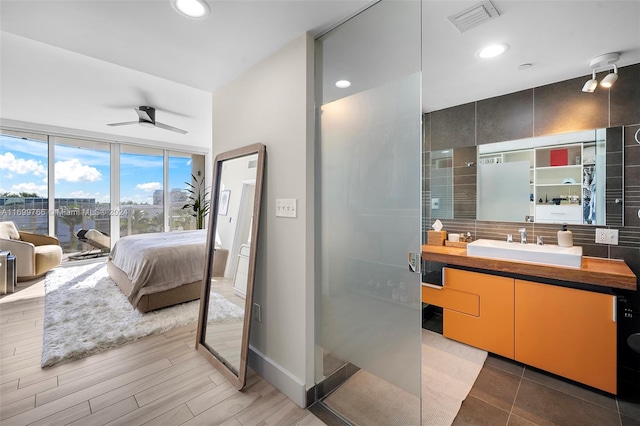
[248, 345, 307, 408]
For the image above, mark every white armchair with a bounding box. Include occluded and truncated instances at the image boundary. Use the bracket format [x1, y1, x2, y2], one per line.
[0, 221, 62, 281]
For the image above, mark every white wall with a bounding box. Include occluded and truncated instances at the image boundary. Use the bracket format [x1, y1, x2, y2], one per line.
[0, 32, 212, 154]
[212, 33, 314, 406]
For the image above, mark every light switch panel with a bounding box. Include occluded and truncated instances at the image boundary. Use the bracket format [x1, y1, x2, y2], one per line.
[276, 199, 297, 218]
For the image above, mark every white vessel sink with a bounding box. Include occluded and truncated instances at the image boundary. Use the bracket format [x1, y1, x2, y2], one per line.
[467, 239, 582, 268]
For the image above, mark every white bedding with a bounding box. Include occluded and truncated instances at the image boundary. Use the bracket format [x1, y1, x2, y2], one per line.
[109, 230, 207, 306]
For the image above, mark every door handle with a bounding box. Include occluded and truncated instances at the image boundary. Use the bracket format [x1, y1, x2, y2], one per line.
[422, 283, 443, 290]
[408, 252, 421, 274]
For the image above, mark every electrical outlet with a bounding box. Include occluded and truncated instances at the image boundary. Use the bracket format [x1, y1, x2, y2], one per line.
[595, 228, 619, 245]
[253, 303, 261, 322]
[276, 199, 297, 218]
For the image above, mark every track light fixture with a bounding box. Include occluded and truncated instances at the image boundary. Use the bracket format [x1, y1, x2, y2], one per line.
[600, 64, 618, 88]
[582, 52, 620, 93]
[582, 70, 597, 93]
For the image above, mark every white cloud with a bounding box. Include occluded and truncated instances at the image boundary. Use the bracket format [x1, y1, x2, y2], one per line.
[70, 190, 93, 198]
[11, 182, 48, 196]
[136, 182, 162, 191]
[55, 159, 102, 183]
[0, 152, 46, 176]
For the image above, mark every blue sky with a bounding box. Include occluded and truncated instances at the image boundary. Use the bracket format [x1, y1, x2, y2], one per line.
[0, 135, 194, 204]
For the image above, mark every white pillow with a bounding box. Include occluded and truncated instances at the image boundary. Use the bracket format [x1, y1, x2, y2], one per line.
[0, 222, 20, 240]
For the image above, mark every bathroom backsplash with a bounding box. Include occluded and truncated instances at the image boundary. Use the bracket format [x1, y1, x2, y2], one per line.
[422, 63, 640, 280]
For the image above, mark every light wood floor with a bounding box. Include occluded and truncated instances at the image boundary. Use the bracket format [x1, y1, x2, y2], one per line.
[0, 277, 324, 426]
[203, 278, 247, 371]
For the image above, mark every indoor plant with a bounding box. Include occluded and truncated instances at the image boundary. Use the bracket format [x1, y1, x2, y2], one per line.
[182, 174, 210, 229]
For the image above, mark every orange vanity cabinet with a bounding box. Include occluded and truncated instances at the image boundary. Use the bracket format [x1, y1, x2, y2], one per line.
[422, 268, 514, 359]
[422, 268, 618, 394]
[514, 279, 617, 394]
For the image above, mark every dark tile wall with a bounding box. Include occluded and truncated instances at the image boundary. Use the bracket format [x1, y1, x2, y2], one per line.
[453, 146, 476, 219]
[422, 114, 431, 237]
[623, 125, 640, 240]
[534, 75, 609, 136]
[422, 63, 640, 282]
[606, 127, 624, 227]
[477, 89, 533, 145]
[611, 64, 640, 127]
[431, 102, 475, 151]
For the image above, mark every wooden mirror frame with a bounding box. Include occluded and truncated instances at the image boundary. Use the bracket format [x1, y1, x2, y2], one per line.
[196, 143, 265, 390]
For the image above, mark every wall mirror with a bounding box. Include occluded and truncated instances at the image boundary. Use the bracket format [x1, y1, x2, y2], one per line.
[430, 127, 623, 226]
[196, 143, 265, 390]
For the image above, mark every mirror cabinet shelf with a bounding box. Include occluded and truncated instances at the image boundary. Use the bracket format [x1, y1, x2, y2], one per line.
[532, 143, 586, 224]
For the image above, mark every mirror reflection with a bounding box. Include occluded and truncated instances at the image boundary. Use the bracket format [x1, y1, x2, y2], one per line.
[196, 144, 265, 390]
[430, 127, 623, 225]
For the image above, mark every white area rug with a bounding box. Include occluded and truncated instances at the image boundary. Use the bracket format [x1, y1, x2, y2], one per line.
[324, 329, 487, 426]
[422, 329, 487, 425]
[42, 262, 244, 368]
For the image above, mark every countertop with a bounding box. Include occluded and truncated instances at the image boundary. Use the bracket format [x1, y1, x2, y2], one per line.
[422, 244, 637, 291]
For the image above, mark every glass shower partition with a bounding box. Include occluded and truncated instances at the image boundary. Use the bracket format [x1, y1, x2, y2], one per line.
[314, 2, 422, 424]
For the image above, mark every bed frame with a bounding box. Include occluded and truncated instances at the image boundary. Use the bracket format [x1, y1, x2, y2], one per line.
[106, 247, 229, 313]
[106, 260, 202, 313]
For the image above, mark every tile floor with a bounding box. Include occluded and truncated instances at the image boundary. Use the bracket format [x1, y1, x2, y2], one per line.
[424, 308, 640, 426]
[454, 353, 640, 426]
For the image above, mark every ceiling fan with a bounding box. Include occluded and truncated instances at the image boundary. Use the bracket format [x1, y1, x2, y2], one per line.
[107, 106, 188, 134]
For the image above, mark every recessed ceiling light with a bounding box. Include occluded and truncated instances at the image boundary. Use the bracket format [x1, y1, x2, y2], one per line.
[171, 0, 209, 19]
[517, 63, 533, 70]
[335, 80, 351, 89]
[477, 43, 509, 59]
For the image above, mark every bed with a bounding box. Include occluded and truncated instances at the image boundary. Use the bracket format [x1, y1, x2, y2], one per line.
[107, 230, 227, 313]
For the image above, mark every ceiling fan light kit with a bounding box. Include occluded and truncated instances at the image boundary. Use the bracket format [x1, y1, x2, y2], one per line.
[582, 52, 620, 93]
[107, 106, 188, 134]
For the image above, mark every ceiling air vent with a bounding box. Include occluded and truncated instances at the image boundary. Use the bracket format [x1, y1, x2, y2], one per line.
[447, 1, 500, 33]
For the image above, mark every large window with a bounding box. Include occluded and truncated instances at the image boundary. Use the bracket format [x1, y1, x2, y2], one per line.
[168, 151, 206, 231]
[119, 145, 165, 237]
[53, 137, 111, 254]
[0, 131, 49, 234]
[2, 128, 207, 254]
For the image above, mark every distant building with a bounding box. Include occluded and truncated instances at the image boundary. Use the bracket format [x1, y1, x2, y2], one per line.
[170, 188, 188, 204]
[153, 190, 163, 205]
[0, 197, 109, 250]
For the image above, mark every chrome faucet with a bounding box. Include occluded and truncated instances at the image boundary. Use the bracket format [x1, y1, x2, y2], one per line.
[519, 228, 527, 244]
[537, 235, 544, 246]
[506, 233, 513, 243]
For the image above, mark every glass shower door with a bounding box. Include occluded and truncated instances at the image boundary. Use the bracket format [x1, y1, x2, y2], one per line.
[315, 2, 422, 424]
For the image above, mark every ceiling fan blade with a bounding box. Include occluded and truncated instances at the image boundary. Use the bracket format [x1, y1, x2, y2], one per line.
[107, 121, 138, 127]
[155, 121, 188, 134]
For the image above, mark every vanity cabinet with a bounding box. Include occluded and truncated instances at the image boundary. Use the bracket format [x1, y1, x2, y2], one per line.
[423, 268, 514, 358]
[422, 266, 618, 393]
[514, 280, 617, 394]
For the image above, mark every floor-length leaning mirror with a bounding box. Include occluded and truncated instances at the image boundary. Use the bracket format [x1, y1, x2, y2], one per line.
[196, 143, 266, 390]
